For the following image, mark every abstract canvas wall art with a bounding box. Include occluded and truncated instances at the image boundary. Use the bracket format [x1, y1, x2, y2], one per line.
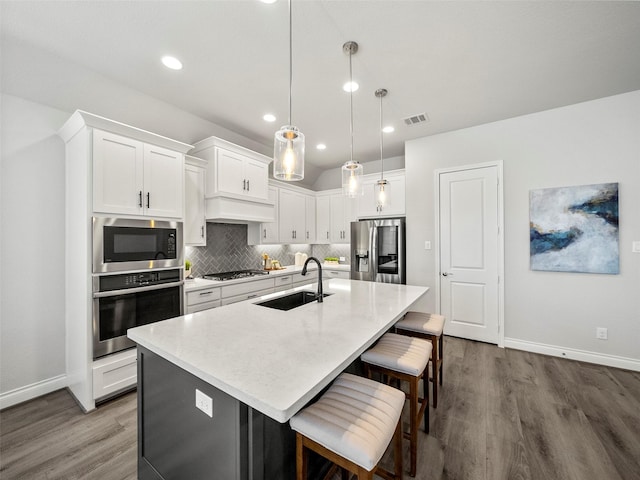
[530, 183, 619, 274]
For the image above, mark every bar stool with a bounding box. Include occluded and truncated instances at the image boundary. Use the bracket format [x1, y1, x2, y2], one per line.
[290, 373, 404, 480]
[360, 333, 431, 477]
[395, 312, 445, 408]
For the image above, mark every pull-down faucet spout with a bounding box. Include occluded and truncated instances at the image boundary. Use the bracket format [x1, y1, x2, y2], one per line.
[301, 256, 323, 302]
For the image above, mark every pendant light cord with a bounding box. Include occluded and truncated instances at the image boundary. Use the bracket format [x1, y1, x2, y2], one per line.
[349, 49, 354, 163]
[379, 92, 384, 180]
[288, 0, 292, 126]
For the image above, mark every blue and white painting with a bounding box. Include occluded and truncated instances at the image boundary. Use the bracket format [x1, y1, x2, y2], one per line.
[530, 183, 619, 274]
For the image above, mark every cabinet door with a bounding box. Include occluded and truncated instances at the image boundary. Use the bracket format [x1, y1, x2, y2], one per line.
[93, 130, 144, 215]
[379, 174, 406, 216]
[330, 194, 346, 243]
[357, 178, 380, 219]
[143, 144, 184, 218]
[316, 195, 331, 244]
[244, 158, 268, 200]
[185, 164, 206, 246]
[305, 195, 316, 243]
[343, 196, 356, 244]
[279, 189, 305, 243]
[215, 148, 245, 196]
[263, 187, 279, 243]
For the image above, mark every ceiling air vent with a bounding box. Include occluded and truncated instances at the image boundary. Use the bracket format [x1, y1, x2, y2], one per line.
[403, 112, 429, 126]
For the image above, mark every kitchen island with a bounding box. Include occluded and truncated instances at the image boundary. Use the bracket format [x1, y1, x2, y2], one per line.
[128, 278, 428, 480]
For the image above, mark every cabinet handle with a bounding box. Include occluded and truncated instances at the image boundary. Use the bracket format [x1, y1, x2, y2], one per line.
[199, 291, 214, 296]
[306, 231, 309, 239]
[138, 191, 143, 208]
[247, 294, 258, 299]
[326, 232, 329, 240]
[243, 179, 246, 191]
[146, 192, 150, 209]
[247, 179, 250, 191]
[263, 228, 267, 239]
[201, 226, 205, 238]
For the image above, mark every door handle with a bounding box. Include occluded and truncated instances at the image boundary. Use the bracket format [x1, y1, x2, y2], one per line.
[442, 272, 453, 276]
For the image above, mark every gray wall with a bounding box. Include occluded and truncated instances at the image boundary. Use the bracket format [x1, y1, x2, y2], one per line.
[405, 91, 640, 366]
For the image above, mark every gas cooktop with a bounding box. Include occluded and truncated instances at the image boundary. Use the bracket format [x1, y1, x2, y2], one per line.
[202, 269, 269, 281]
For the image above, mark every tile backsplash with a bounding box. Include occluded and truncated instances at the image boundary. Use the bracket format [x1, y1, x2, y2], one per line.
[185, 223, 350, 277]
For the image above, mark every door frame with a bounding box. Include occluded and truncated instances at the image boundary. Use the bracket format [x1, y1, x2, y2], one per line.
[434, 160, 505, 347]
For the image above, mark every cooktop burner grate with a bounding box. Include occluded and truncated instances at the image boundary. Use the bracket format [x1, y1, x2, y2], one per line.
[202, 269, 269, 281]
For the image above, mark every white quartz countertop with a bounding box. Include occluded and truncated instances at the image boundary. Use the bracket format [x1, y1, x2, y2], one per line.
[184, 263, 350, 292]
[128, 279, 428, 423]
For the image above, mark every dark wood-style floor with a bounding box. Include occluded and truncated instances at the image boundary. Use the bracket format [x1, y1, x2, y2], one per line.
[1, 337, 639, 479]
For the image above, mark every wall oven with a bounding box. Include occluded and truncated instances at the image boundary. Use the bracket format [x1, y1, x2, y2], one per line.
[93, 217, 183, 273]
[92, 269, 183, 359]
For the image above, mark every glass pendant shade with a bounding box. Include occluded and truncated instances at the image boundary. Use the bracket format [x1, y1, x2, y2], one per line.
[376, 178, 388, 207]
[274, 125, 304, 181]
[342, 160, 363, 197]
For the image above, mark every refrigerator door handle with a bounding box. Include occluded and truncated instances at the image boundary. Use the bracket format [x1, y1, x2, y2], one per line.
[370, 224, 378, 279]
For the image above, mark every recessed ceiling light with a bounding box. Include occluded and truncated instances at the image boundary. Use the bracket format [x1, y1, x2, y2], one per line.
[342, 81, 359, 93]
[161, 56, 182, 70]
[263, 114, 276, 122]
[382, 126, 395, 133]
[316, 144, 327, 150]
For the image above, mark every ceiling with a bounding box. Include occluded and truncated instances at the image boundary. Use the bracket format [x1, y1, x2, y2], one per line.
[3, 1, 640, 180]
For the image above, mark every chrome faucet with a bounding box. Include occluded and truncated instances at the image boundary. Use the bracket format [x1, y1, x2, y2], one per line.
[301, 256, 323, 302]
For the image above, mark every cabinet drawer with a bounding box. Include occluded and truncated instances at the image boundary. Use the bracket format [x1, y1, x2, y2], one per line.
[221, 287, 274, 306]
[274, 275, 292, 292]
[325, 269, 350, 279]
[221, 277, 274, 298]
[187, 287, 221, 306]
[292, 271, 317, 285]
[93, 349, 137, 401]
[186, 300, 221, 314]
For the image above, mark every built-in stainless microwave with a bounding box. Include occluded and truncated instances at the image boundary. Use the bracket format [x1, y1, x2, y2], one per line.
[93, 217, 183, 273]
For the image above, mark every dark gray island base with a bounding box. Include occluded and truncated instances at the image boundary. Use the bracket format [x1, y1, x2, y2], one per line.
[137, 346, 336, 480]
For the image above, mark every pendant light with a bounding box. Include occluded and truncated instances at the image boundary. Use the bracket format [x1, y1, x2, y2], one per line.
[375, 88, 388, 208]
[341, 41, 363, 197]
[273, 0, 304, 181]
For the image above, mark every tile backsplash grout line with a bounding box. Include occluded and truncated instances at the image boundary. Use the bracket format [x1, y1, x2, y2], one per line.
[185, 223, 351, 277]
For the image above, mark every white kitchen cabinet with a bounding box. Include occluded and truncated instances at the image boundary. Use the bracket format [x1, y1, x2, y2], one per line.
[93, 129, 184, 218]
[316, 195, 331, 244]
[292, 270, 318, 287]
[330, 193, 355, 244]
[279, 189, 306, 243]
[92, 348, 137, 401]
[190, 136, 274, 223]
[274, 275, 293, 292]
[186, 285, 221, 313]
[324, 268, 350, 280]
[357, 170, 406, 219]
[184, 156, 207, 246]
[247, 186, 279, 245]
[305, 195, 316, 243]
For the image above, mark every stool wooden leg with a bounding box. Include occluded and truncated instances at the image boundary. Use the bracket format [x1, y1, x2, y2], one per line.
[423, 366, 430, 433]
[296, 432, 307, 480]
[439, 334, 444, 386]
[431, 336, 439, 408]
[409, 376, 418, 477]
[393, 417, 403, 480]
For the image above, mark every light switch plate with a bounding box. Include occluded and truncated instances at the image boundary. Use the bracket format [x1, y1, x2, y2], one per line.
[195, 389, 213, 417]
[632, 241, 640, 253]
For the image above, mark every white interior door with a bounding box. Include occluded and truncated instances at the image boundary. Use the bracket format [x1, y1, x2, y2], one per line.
[438, 164, 502, 344]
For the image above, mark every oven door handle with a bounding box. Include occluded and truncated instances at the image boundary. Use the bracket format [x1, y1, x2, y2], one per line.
[93, 281, 184, 298]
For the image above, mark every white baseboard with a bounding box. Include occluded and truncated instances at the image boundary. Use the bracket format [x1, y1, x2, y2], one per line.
[0, 374, 67, 410]
[504, 337, 640, 372]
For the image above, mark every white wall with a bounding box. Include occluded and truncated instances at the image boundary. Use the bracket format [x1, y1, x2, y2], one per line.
[312, 155, 405, 191]
[1, 95, 69, 400]
[406, 91, 640, 368]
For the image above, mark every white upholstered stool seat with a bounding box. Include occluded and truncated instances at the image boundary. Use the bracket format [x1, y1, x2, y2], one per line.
[361, 333, 432, 477]
[290, 372, 404, 480]
[395, 312, 445, 409]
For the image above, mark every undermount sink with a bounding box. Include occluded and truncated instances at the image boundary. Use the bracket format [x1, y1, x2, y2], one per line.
[255, 291, 333, 311]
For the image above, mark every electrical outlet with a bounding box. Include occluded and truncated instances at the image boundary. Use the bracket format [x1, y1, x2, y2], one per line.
[424, 241, 432, 250]
[633, 241, 640, 253]
[339, 256, 345, 262]
[195, 389, 213, 417]
[596, 327, 608, 340]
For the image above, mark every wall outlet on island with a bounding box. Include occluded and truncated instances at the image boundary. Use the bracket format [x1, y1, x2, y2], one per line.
[339, 257, 345, 262]
[596, 327, 608, 340]
[195, 389, 213, 417]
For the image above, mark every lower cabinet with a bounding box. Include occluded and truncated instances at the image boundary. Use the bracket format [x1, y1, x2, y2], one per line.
[92, 348, 137, 401]
[324, 269, 350, 280]
[186, 286, 222, 314]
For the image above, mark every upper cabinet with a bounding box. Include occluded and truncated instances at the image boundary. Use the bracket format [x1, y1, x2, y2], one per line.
[93, 130, 184, 218]
[305, 195, 316, 243]
[316, 190, 356, 244]
[279, 189, 306, 243]
[184, 156, 207, 246]
[190, 137, 275, 223]
[356, 170, 406, 219]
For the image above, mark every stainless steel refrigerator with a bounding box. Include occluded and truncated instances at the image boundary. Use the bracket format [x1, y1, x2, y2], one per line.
[350, 218, 406, 284]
